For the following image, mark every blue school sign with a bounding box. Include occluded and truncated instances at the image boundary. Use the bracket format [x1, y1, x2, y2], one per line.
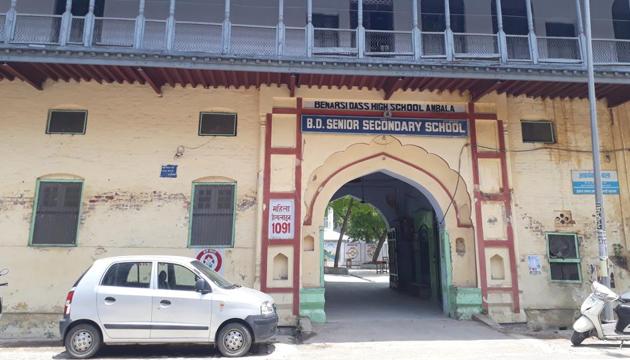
[301, 115, 468, 137]
[572, 170, 619, 195]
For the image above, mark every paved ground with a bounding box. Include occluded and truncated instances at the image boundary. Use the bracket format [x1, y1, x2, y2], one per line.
[1, 271, 629, 359]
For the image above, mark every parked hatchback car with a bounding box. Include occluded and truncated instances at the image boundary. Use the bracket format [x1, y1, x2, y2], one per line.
[60, 256, 278, 358]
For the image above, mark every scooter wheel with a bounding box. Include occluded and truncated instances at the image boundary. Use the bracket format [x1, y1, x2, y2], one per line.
[571, 330, 589, 346]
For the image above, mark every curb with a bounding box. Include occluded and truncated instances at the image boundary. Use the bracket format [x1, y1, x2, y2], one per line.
[0, 339, 61, 348]
[472, 314, 505, 333]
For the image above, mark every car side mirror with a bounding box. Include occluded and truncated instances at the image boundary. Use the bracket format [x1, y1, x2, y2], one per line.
[196, 279, 212, 294]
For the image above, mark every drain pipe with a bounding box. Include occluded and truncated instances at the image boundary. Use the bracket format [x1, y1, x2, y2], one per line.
[254, 114, 267, 290]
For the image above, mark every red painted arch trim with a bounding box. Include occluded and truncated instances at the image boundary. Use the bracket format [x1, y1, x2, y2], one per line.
[303, 152, 473, 228]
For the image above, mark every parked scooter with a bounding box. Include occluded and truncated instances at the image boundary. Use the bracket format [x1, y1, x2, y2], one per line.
[0, 268, 7, 320]
[572, 281, 630, 346]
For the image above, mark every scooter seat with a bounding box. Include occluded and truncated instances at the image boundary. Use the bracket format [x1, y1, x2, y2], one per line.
[621, 292, 630, 303]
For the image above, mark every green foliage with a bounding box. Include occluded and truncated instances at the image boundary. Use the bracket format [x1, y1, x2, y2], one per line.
[328, 196, 388, 243]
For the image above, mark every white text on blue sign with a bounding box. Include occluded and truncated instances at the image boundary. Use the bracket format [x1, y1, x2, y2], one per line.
[301, 115, 468, 137]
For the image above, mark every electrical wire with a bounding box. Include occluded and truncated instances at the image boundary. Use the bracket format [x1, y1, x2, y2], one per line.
[174, 137, 217, 158]
[474, 144, 630, 154]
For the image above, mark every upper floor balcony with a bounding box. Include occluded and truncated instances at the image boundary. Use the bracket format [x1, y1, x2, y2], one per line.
[1, 0, 630, 86]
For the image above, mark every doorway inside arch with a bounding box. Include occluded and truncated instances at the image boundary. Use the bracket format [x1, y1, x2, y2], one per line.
[322, 171, 446, 331]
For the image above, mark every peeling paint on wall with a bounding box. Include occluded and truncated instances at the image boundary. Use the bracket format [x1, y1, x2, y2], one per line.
[237, 193, 257, 211]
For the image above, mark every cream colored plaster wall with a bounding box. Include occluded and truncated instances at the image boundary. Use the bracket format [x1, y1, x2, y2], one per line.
[0, 80, 262, 313]
[500, 95, 629, 311]
[5, 78, 627, 326]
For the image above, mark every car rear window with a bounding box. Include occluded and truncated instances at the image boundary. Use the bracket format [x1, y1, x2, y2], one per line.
[101, 262, 152, 288]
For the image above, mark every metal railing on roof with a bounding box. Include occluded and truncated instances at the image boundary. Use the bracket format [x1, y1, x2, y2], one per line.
[2, 10, 630, 67]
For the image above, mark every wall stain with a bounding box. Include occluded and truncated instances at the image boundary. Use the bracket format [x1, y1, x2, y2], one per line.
[81, 191, 188, 223]
[11, 302, 28, 311]
[237, 193, 257, 211]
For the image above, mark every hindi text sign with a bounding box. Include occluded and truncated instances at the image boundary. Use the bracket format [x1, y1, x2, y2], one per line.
[269, 199, 295, 240]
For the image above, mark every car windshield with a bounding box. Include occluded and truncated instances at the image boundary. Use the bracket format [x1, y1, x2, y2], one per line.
[191, 260, 237, 289]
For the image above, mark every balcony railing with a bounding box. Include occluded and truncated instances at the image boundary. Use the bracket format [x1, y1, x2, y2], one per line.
[93, 17, 135, 48]
[593, 39, 630, 65]
[3, 11, 630, 67]
[537, 36, 582, 63]
[365, 30, 413, 58]
[12, 13, 62, 45]
[422, 32, 446, 58]
[453, 32, 499, 59]
[505, 35, 531, 61]
[312, 27, 357, 56]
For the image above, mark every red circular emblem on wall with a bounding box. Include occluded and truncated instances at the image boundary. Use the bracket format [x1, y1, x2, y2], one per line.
[196, 249, 223, 272]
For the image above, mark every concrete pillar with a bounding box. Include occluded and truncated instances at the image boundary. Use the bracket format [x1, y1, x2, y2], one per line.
[525, 0, 539, 63]
[83, 0, 95, 47]
[134, 0, 146, 49]
[412, 0, 422, 60]
[307, 0, 313, 57]
[3, 0, 17, 43]
[357, 0, 365, 58]
[59, 0, 73, 46]
[444, 0, 454, 61]
[277, 0, 285, 56]
[496, 0, 507, 63]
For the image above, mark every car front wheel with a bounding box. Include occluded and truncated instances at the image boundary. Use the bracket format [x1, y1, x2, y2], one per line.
[64, 323, 102, 359]
[217, 322, 253, 357]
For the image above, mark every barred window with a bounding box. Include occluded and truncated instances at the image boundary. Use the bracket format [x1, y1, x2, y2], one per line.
[31, 180, 83, 246]
[547, 233, 581, 282]
[198, 113, 237, 136]
[47, 110, 87, 134]
[190, 183, 236, 247]
[521, 120, 556, 143]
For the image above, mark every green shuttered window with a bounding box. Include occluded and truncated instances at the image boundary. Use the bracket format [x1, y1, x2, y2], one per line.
[30, 180, 83, 246]
[189, 183, 236, 247]
[547, 232, 581, 282]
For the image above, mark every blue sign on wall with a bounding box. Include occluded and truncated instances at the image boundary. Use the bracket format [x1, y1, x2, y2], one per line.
[160, 164, 178, 178]
[301, 115, 468, 137]
[572, 170, 619, 195]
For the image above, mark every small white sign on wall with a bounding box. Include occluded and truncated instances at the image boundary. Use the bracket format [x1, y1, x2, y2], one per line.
[269, 199, 295, 240]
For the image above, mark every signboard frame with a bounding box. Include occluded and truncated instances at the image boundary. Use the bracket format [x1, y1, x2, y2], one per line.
[268, 199, 296, 240]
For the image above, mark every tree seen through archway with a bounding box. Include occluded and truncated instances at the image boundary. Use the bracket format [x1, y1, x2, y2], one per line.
[328, 195, 389, 267]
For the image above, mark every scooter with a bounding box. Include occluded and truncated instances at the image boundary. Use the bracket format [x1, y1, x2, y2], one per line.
[572, 281, 630, 347]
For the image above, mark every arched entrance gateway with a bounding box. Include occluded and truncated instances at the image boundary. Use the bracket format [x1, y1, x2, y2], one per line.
[259, 98, 522, 327]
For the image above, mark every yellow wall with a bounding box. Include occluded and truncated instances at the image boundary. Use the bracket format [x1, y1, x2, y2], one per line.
[1, 78, 630, 330]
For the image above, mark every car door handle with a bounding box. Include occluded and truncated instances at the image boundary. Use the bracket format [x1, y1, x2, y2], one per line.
[104, 297, 116, 304]
[160, 300, 171, 306]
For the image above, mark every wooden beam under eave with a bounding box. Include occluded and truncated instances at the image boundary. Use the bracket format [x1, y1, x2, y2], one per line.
[288, 74, 297, 97]
[2, 63, 44, 90]
[470, 81, 503, 102]
[383, 78, 405, 100]
[137, 68, 163, 96]
[607, 91, 630, 108]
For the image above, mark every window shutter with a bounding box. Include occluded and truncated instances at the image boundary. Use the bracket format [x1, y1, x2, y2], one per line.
[32, 181, 83, 245]
[190, 184, 235, 247]
[198, 113, 237, 136]
[47, 110, 87, 134]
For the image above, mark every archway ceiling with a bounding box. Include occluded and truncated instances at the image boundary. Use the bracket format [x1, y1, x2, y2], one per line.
[2, 61, 629, 106]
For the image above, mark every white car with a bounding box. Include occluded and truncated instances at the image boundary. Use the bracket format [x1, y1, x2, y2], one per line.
[59, 256, 278, 358]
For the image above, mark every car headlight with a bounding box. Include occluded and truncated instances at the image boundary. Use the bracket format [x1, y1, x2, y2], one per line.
[261, 301, 275, 316]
